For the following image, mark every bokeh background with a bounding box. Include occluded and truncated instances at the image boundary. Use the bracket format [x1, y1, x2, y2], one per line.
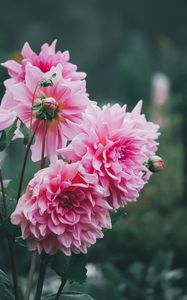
[0, 1, 187, 299]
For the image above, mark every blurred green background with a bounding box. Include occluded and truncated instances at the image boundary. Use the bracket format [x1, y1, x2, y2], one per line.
[1, 1, 187, 299]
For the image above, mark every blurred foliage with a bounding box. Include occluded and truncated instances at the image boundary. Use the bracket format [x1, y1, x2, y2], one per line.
[0, 0, 187, 299]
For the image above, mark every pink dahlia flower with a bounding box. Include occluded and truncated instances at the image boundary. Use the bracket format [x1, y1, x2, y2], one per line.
[2, 63, 89, 161]
[11, 161, 111, 255]
[0, 107, 16, 131]
[59, 101, 160, 210]
[2, 40, 86, 83]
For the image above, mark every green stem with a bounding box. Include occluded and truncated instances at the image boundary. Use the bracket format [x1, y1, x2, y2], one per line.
[8, 239, 19, 300]
[33, 253, 49, 300]
[0, 168, 7, 217]
[24, 252, 37, 300]
[24, 121, 47, 299]
[17, 124, 39, 202]
[40, 121, 47, 169]
[55, 278, 67, 300]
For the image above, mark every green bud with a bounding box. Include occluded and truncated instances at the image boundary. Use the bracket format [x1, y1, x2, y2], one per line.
[40, 79, 53, 87]
[147, 155, 164, 173]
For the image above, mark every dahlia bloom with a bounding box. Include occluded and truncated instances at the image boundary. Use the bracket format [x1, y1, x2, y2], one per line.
[2, 63, 89, 161]
[2, 40, 86, 83]
[11, 161, 111, 255]
[59, 101, 160, 210]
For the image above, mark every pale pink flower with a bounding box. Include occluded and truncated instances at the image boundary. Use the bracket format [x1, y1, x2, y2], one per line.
[152, 73, 170, 106]
[2, 63, 89, 161]
[2, 40, 86, 83]
[0, 107, 16, 131]
[59, 101, 160, 210]
[11, 161, 111, 255]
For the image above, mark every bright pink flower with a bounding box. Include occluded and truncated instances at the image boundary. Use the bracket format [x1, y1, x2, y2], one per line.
[11, 161, 111, 255]
[0, 107, 16, 131]
[2, 40, 86, 82]
[3, 64, 89, 161]
[59, 101, 160, 210]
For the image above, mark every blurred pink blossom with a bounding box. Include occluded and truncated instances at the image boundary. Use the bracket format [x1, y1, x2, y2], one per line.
[2, 40, 86, 83]
[152, 73, 170, 106]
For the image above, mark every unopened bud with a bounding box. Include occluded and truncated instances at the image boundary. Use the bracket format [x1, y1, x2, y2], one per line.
[43, 97, 58, 112]
[148, 155, 164, 172]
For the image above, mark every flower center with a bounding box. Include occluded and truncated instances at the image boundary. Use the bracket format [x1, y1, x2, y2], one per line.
[118, 148, 126, 160]
[58, 191, 74, 209]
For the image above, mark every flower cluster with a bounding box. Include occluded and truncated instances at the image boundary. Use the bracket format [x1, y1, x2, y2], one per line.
[0, 41, 163, 256]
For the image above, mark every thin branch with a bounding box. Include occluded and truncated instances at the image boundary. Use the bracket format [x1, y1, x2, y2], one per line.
[33, 253, 49, 300]
[24, 252, 37, 300]
[0, 168, 7, 217]
[23, 121, 48, 300]
[17, 123, 39, 202]
[55, 278, 67, 300]
[40, 121, 47, 169]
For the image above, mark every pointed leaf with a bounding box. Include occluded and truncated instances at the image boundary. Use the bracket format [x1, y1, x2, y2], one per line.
[32, 104, 42, 110]
[0, 131, 7, 151]
[0, 269, 14, 300]
[0, 119, 17, 151]
[51, 253, 87, 284]
[0, 197, 20, 237]
[5, 177, 20, 199]
[20, 122, 32, 145]
[15, 236, 27, 247]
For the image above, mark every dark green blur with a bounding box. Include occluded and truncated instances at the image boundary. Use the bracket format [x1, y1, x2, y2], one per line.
[0, 1, 187, 299]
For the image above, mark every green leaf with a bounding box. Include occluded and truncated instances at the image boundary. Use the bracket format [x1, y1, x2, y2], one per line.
[42, 292, 95, 300]
[15, 236, 27, 247]
[0, 217, 20, 238]
[5, 177, 20, 199]
[36, 110, 46, 120]
[19, 122, 31, 145]
[0, 269, 14, 300]
[0, 131, 7, 151]
[0, 196, 17, 218]
[0, 197, 20, 238]
[32, 104, 42, 110]
[40, 79, 53, 87]
[51, 253, 87, 284]
[0, 119, 18, 151]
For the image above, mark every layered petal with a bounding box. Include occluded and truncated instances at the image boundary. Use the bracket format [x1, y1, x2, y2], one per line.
[11, 161, 111, 255]
[59, 101, 160, 209]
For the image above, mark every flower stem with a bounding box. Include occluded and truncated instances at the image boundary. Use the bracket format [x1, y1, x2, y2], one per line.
[40, 121, 47, 169]
[8, 239, 19, 300]
[17, 124, 39, 202]
[24, 252, 37, 300]
[33, 253, 49, 300]
[55, 278, 67, 300]
[0, 168, 7, 217]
